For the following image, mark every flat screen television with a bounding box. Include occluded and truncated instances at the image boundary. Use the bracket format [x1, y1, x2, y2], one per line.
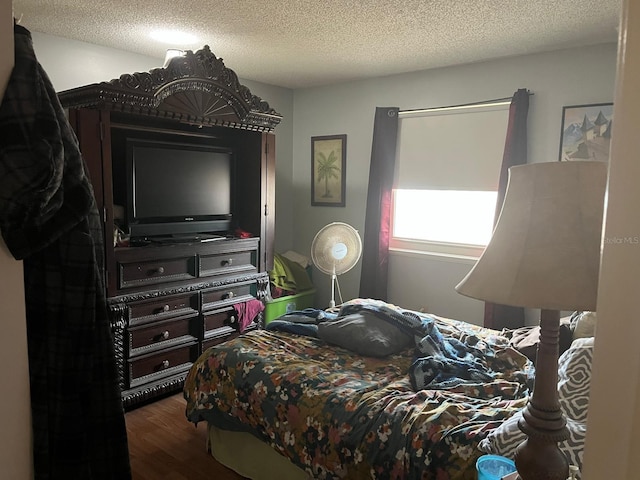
[126, 138, 234, 240]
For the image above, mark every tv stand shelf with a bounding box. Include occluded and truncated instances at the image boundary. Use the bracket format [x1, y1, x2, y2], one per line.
[145, 233, 227, 244]
[59, 46, 280, 408]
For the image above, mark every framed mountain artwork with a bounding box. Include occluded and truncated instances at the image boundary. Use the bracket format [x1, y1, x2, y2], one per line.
[559, 103, 613, 162]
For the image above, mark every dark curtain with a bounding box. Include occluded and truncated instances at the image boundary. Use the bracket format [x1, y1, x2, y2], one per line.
[483, 88, 530, 330]
[359, 107, 399, 300]
[0, 24, 131, 479]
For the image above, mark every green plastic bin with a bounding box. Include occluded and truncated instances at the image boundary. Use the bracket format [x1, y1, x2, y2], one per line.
[264, 289, 316, 324]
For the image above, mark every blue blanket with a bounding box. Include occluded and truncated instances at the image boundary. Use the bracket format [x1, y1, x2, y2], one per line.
[338, 303, 499, 391]
[268, 301, 511, 392]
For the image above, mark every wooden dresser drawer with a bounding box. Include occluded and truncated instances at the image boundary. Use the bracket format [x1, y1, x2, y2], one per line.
[128, 292, 199, 325]
[118, 256, 197, 289]
[201, 284, 252, 310]
[201, 316, 259, 352]
[200, 250, 256, 277]
[203, 308, 236, 337]
[128, 344, 197, 388]
[128, 315, 198, 356]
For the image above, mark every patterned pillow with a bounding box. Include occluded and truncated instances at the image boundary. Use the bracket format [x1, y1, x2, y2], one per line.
[478, 337, 594, 471]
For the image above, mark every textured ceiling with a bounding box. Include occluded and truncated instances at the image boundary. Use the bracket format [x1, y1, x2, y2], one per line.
[12, 0, 621, 89]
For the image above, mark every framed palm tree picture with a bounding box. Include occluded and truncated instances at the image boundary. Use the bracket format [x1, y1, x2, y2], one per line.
[311, 134, 346, 206]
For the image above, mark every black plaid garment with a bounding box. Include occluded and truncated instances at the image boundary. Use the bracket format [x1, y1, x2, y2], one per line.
[0, 24, 131, 479]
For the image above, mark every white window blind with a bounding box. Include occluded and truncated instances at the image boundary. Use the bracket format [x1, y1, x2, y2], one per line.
[392, 102, 510, 254]
[394, 104, 510, 191]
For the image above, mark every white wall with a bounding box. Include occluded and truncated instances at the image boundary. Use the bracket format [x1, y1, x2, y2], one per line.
[292, 44, 618, 321]
[29, 32, 296, 255]
[0, 2, 33, 477]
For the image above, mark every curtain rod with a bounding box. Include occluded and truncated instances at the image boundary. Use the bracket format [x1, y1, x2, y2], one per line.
[398, 91, 534, 116]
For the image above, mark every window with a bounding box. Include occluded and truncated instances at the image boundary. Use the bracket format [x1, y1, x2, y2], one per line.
[393, 189, 498, 245]
[391, 102, 510, 258]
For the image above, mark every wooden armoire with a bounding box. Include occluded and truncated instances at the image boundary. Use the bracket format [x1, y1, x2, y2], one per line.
[59, 46, 281, 408]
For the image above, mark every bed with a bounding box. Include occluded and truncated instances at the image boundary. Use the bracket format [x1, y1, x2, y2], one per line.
[183, 298, 548, 479]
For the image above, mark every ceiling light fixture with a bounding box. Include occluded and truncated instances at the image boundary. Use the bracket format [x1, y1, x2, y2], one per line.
[163, 49, 186, 67]
[150, 29, 197, 45]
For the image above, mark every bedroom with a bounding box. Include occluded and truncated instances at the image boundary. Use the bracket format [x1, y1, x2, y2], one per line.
[0, 1, 638, 479]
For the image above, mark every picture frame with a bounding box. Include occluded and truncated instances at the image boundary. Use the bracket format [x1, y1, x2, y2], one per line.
[311, 134, 346, 207]
[558, 103, 613, 162]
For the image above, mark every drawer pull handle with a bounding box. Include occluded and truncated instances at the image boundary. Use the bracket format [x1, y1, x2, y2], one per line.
[161, 360, 170, 369]
[221, 258, 233, 266]
[224, 291, 235, 299]
[156, 266, 165, 274]
[162, 304, 170, 312]
[153, 330, 171, 342]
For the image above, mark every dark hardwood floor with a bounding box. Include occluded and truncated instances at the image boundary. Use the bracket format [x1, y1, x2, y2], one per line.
[125, 393, 246, 480]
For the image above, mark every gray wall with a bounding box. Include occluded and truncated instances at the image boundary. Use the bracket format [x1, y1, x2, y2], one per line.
[30, 32, 617, 324]
[291, 44, 618, 324]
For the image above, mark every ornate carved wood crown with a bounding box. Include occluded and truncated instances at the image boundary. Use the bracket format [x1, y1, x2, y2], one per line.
[58, 45, 282, 131]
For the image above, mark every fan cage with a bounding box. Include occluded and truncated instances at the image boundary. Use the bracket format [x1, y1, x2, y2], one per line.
[311, 222, 362, 276]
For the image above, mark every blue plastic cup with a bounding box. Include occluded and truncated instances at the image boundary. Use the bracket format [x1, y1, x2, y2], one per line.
[476, 454, 517, 480]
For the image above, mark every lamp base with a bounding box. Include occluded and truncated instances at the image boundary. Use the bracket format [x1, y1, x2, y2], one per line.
[515, 436, 568, 480]
[514, 309, 569, 480]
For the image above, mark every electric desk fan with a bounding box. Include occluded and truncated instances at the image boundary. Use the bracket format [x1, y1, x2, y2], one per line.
[310, 222, 362, 309]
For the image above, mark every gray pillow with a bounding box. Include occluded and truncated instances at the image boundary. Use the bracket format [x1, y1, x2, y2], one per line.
[317, 311, 413, 357]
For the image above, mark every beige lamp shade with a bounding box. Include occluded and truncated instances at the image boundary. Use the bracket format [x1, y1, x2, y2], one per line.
[456, 161, 607, 311]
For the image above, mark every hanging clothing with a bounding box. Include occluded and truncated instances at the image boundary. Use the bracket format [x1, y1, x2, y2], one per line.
[232, 298, 266, 332]
[0, 24, 131, 479]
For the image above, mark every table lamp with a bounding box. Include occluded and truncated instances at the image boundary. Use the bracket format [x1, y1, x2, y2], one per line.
[456, 161, 607, 480]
